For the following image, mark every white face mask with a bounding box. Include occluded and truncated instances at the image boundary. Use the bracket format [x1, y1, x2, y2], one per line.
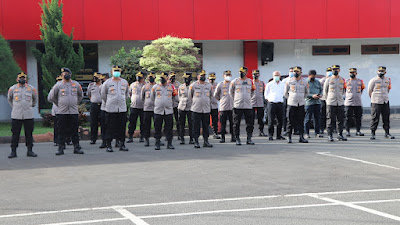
[224, 76, 232, 81]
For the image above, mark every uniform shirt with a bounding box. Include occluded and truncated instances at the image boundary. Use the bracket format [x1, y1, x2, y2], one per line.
[101, 78, 129, 113]
[169, 81, 181, 108]
[87, 82, 102, 104]
[214, 81, 233, 112]
[251, 80, 265, 108]
[100, 83, 106, 111]
[229, 77, 254, 109]
[8, 83, 37, 120]
[129, 81, 145, 109]
[284, 77, 309, 107]
[345, 78, 365, 106]
[141, 82, 155, 112]
[265, 80, 284, 103]
[51, 103, 58, 116]
[189, 81, 212, 113]
[319, 76, 328, 101]
[305, 78, 323, 106]
[151, 83, 176, 115]
[177, 83, 192, 111]
[368, 76, 391, 104]
[323, 76, 346, 106]
[48, 80, 83, 114]
[210, 82, 219, 110]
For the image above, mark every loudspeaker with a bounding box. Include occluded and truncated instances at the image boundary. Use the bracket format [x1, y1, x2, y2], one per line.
[261, 42, 274, 65]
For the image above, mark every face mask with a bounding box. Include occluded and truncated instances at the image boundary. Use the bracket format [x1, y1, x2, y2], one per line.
[240, 72, 247, 78]
[149, 77, 155, 83]
[18, 79, 26, 84]
[161, 78, 167, 84]
[333, 71, 339, 76]
[253, 75, 259, 79]
[94, 78, 100, 82]
[64, 74, 71, 80]
[350, 74, 356, 79]
[294, 73, 300, 78]
[170, 77, 176, 82]
[209, 79, 215, 83]
[327, 71, 333, 77]
[137, 76, 143, 82]
[378, 72, 385, 78]
[289, 72, 294, 78]
[310, 77, 315, 81]
[224, 76, 231, 81]
[185, 78, 191, 85]
[200, 76, 206, 82]
[113, 71, 121, 78]
[274, 76, 280, 82]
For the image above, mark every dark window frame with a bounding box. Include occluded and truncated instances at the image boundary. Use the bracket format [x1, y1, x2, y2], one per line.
[312, 45, 351, 55]
[361, 44, 399, 55]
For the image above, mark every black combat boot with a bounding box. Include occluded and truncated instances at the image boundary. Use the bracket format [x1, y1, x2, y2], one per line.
[26, 146, 37, 157]
[127, 135, 133, 143]
[328, 133, 334, 142]
[90, 140, 96, 145]
[74, 144, 84, 154]
[230, 136, 236, 143]
[106, 141, 113, 152]
[246, 135, 255, 145]
[56, 145, 64, 155]
[236, 136, 241, 145]
[203, 137, 213, 148]
[180, 137, 185, 145]
[194, 138, 200, 148]
[167, 139, 175, 149]
[299, 134, 308, 143]
[99, 141, 107, 148]
[287, 133, 292, 143]
[119, 143, 129, 151]
[144, 138, 150, 147]
[189, 137, 194, 144]
[356, 130, 364, 136]
[259, 131, 267, 137]
[385, 130, 395, 139]
[155, 139, 161, 150]
[220, 135, 225, 143]
[8, 147, 17, 158]
[213, 131, 221, 139]
[337, 132, 347, 141]
[139, 136, 144, 142]
[346, 130, 351, 137]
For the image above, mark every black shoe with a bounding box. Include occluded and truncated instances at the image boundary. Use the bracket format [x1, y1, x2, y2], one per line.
[180, 137, 185, 145]
[318, 134, 324, 138]
[90, 140, 96, 145]
[99, 142, 107, 148]
[106, 147, 113, 152]
[194, 139, 200, 148]
[139, 136, 144, 142]
[276, 136, 286, 140]
[56, 146, 64, 155]
[337, 134, 347, 141]
[346, 131, 351, 137]
[356, 131, 364, 136]
[259, 132, 267, 137]
[54, 142, 58, 146]
[73, 145, 84, 154]
[287, 134, 292, 143]
[269, 136, 273, 141]
[236, 138, 241, 145]
[26, 147, 37, 157]
[189, 138, 195, 144]
[220, 135, 226, 143]
[127, 137, 133, 143]
[155, 140, 161, 150]
[145, 138, 150, 147]
[167, 142, 175, 149]
[299, 135, 308, 143]
[203, 139, 213, 148]
[8, 147, 17, 158]
[119, 144, 129, 151]
[246, 137, 255, 145]
[370, 131, 376, 140]
[213, 134, 221, 139]
[385, 133, 395, 139]
[328, 135, 334, 142]
[230, 136, 236, 142]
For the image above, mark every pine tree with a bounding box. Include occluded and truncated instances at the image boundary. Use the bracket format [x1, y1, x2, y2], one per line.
[31, 0, 84, 99]
[0, 35, 21, 94]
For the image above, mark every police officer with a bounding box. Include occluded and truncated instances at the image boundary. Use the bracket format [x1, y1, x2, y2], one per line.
[168, 71, 181, 140]
[189, 70, 213, 148]
[7, 72, 38, 158]
[208, 72, 220, 139]
[141, 71, 156, 147]
[319, 67, 332, 135]
[48, 68, 84, 155]
[284, 66, 309, 143]
[52, 75, 62, 147]
[88, 72, 102, 144]
[101, 66, 129, 152]
[281, 67, 294, 136]
[230, 67, 255, 145]
[368, 66, 395, 140]
[344, 68, 365, 137]
[127, 71, 145, 143]
[214, 70, 235, 143]
[251, 69, 266, 137]
[178, 72, 194, 145]
[323, 65, 347, 142]
[99, 73, 109, 148]
[151, 72, 177, 150]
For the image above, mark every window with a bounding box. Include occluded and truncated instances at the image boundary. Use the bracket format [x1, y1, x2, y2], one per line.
[361, 44, 399, 55]
[312, 45, 350, 55]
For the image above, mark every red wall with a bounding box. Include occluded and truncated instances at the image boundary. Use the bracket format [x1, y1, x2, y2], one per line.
[9, 41, 27, 73]
[1, 0, 400, 41]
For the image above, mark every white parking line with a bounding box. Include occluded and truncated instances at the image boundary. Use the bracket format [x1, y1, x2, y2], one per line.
[40, 218, 127, 225]
[113, 207, 149, 225]
[316, 152, 400, 170]
[309, 194, 400, 222]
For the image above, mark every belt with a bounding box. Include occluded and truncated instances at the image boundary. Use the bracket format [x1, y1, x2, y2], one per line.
[91, 102, 101, 106]
[270, 102, 283, 104]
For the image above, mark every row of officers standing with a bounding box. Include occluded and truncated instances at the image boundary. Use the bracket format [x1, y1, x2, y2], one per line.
[6, 65, 395, 158]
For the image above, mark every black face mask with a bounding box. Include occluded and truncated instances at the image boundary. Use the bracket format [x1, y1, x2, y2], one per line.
[200, 76, 206, 82]
[333, 71, 339, 76]
[209, 79, 215, 83]
[137, 76, 143, 82]
[94, 78, 100, 82]
[170, 77, 176, 82]
[64, 74, 71, 80]
[18, 79, 26, 84]
[161, 78, 167, 84]
[294, 73, 300, 78]
[149, 77, 155, 83]
[378, 72, 385, 78]
[253, 75, 259, 79]
[350, 74, 356, 79]
[185, 78, 191, 85]
[240, 72, 247, 78]
[310, 77, 315, 81]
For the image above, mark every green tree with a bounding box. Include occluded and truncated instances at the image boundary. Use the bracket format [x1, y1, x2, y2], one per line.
[0, 35, 21, 94]
[31, 0, 84, 102]
[140, 35, 201, 73]
[110, 47, 143, 83]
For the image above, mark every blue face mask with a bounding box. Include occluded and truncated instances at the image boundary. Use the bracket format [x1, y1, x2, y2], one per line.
[274, 76, 280, 82]
[289, 72, 294, 77]
[327, 71, 333, 77]
[113, 71, 121, 78]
